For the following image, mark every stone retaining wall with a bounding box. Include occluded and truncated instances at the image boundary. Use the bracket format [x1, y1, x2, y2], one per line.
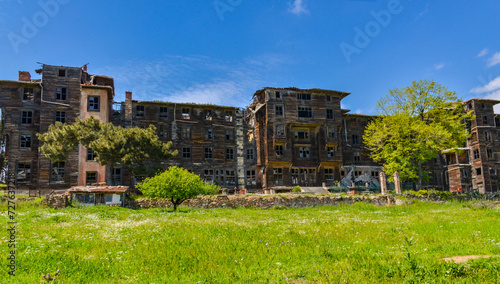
[42, 195, 69, 209]
[125, 194, 397, 209]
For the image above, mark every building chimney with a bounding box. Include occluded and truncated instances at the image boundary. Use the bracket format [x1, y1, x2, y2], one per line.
[125, 91, 132, 101]
[124, 91, 133, 126]
[83, 64, 87, 72]
[18, 71, 31, 82]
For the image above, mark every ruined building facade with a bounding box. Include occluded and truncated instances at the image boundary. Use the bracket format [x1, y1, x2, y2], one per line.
[1, 65, 499, 193]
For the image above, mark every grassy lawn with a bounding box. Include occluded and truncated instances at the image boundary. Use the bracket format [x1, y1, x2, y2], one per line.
[1, 200, 499, 283]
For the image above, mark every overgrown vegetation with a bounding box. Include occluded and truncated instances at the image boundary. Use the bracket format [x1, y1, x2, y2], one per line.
[1, 200, 499, 283]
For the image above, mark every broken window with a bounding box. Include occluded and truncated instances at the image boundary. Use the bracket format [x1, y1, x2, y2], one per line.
[371, 171, 379, 177]
[325, 169, 334, 183]
[326, 126, 335, 139]
[136, 105, 145, 117]
[159, 107, 168, 118]
[204, 169, 214, 183]
[273, 168, 283, 185]
[298, 107, 312, 118]
[476, 168, 482, 176]
[55, 87, 67, 100]
[291, 168, 299, 185]
[354, 153, 360, 162]
[87, 148, 98, 161]
[294, 129, 309, 140]
[275, 105, 283, 116]
[326, 109, 334, 119]
[354, 171, 362, 177]
[50, 161, 65, 183]
[88, 96, 100, 111]
[246, 170, 256, 186]
[461, 169, 469, 178]
[182, 108, 191, 119]
[205, 110, 212, 120]
[473, 149, 480, 160]
[326, 95, 331, 101]
[275, 91, 281, 99]
[485, 131, 492, 142]
[16, 161, 31, 183]
[206, 129, 213, 140]
[487, 148, 494, 159]
[182, 126, 191, 140]
[226, 170, 235, 185]
[299, 147, 310, 158]
[225, 130, 234, 141]
[21, 111, 33, 124]
[182, 147, 191, 159]
[157, 125, 166, 138]
[112, 168, 122, 185]
[352, 135, 359, 145]
[276, 125, 285, 137]
[55, 111, 66, 123]
[275, 145, 284, 156]
[86, 171, 97, 185]
[23, 88, 34, 101]
[58, 69, 66, 77]
[327, 147, 334, 158]
[246, 149, 254, 160]
[225, 111, 233, 122]
[20, 135, 31, 148]
[205, 147, 213, 159]
[495, 117, 500, 127]
[226, 148, 234, 160]
[483, 115, 489, 125]
[297, 93, 311, 100]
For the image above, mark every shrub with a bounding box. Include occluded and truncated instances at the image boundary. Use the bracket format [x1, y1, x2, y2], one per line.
[293, 186, 302, 193]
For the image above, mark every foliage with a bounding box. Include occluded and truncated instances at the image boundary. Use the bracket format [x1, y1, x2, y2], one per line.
[137, 167, 219, 211]
[1, 201, 499, 283]
[363, 80, 472, 189]
[293, 186, 302, 193]
[37, 117, 177, 178]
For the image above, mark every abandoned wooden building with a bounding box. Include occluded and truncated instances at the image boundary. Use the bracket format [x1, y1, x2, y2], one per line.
[1, 64, 499, 193]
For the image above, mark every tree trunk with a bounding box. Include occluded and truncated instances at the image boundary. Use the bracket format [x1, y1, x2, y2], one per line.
[417, 161, 423, 191]
[106, 164, 113, 186]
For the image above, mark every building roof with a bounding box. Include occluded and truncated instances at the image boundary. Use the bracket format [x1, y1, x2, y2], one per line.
[463, 98, 500, 104]
[68, 185, 129, 194]
[133, 100, 239, 109]
[252, 87, 351, 100]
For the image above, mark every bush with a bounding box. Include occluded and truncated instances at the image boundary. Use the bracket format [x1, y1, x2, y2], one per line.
[136, 167, 220, 211]
[293, 186, 302, 193]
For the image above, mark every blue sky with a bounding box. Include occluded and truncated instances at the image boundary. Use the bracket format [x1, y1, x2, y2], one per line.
[1, 0, 500, 113]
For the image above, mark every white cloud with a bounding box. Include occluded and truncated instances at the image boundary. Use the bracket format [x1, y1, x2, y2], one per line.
[288, 0, 309, 16]
[487, 52, 500, 67]
[92, 54, 291, 108]
[470, 76, 500, 93]
[477, 48, 489, 57]
[434, 63, 445, 70]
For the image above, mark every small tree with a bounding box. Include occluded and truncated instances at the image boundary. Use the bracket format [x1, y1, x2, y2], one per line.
[136, 167, 220, 211]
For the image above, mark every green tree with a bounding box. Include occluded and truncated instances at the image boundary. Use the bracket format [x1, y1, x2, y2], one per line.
[363, 80, 472, 190]
[136, 166, 220, 211]
[37, 117, 177, 184]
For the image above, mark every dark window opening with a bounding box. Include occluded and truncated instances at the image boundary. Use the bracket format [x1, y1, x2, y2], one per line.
[352, 135, 359, 145]
[297, 93, 311, 100]
[23, 88, 34, 101]
[159, 107, 168, 118]
[182, 108, 191, 119]
[206, 129, 213, 140]
[182, 147, 191, 159]
[88, 96, 100, 111]
[55, 87, 67, 100]
[225, 111, 233, 122]
[225, 130, 234, 141]
[136, 105, 145, 117]
[16, 161, 31, 183]
[273, 168, 283, 185]
[476, 168, 482, 176]
[86, 172, 97, 185]
[298, 107, 312, 118]
[205, 110, 212, 120]
[246, 170, 256, 186]
[275, 106, 283, 116]
[473, 149, 480, 160]
[20, 135, 31, 148]
[226, 148, 234, 160]
[299, 147, 310, 158]
[182, 126, 191, 140]
[50, 161, 65, 183]
[55, 111, 66, 123]
[326, 109, 334, 119]
[205, 148, 213, 159]
[21, 111, 33, 124]
[246, 149, 254, 160]
[87, 148, 98, 161]
[327, 147, 334, 158]
[275, 145, 284, 156]
[58, 69, 66, 77]
[276, 125, 285, 137]
[483, 116, 488, 125]
[294, 129, 309, 140]
[275, 91, 281, 99]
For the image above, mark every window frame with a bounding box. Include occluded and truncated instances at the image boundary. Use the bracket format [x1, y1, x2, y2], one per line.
[298, 107, 313, 118]
[21, 110, 33, 124]
[55, 87, 67, 100]
[19, 134, 31, 149]
[22, 87, 34, 101]
[55, 111, 66, 123]
[88, 96, 100, 111]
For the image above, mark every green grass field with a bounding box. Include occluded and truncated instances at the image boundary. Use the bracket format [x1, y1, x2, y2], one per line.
[1, 200, 499, 283]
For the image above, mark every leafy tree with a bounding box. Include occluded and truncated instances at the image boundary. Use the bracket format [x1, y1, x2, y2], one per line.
[136, 166, 220, 211]
[363, 80, 472, 190]
[37, 117, 177, 184]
